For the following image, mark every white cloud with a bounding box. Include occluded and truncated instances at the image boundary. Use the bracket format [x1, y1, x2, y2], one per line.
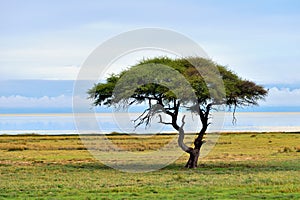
[0, 95, 71, 108]
[260, 87, 300, 106]
[0, 95, 92, 108]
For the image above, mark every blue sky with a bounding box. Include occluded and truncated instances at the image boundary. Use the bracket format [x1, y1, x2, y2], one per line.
[0, 0, 300, 113]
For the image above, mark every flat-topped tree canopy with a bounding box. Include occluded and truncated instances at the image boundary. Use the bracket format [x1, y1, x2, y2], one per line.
[88, 57, 267, 168]
[88, 57, 267, 109]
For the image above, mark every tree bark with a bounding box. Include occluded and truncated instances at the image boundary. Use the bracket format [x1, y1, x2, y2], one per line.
[184, 115, 208, 168]
[184, 131, 205, 168]
[170, 102, 210, 168]
[185, 148, 200, 168]
[176, 116, 207, 168]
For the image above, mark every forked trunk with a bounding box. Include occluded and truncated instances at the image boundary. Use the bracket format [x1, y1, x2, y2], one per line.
[175, 105, 210, 168]
[184, 126, 206, 168]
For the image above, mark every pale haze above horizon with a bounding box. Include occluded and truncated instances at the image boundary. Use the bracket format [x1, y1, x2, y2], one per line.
[0, 0, 300, 113]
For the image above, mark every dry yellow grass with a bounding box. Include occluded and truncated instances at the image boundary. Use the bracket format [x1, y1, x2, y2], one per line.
[0, 132, 299, 199]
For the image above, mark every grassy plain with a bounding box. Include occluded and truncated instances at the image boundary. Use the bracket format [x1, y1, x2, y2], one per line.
[0, 132, 299, 199]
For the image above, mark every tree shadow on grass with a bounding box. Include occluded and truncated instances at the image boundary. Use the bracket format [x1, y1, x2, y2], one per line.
[65, 162, 111, 170]
[163, 159, 300, 174]
[61, 159, 299, 173]
[63, 162, 172, 172]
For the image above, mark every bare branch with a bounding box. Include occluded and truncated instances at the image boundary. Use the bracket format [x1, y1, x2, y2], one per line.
[132, 108, 151, 128]
[157, 114, 173, 125]
[133, 103, 166, 129]
[128, 100, 136, 105]
[180, 115, 186, 129]
[205, 103, 212, 119]
[232, 103, 237, 125]
[178, 115, 192, 153]
[133, 108, 149, 123]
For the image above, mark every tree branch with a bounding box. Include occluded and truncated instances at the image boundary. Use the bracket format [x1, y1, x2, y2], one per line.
[178, 115, 193, 153]
[157, 114, 173, 125]
[232, 102, 237, 125]
[180, 115, 186, 129]
[133, 102, 165, 129]
[132, 108, 151, 128]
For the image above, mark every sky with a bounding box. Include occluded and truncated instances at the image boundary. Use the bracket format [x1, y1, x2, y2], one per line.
[0, 0, 300, 113]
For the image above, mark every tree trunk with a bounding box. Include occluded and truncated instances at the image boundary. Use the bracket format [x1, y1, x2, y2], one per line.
[185, 138, 204, 168]
[173, 103, 211, 168]
[185, 125, 206, 168]
[185, 148, 200, 168]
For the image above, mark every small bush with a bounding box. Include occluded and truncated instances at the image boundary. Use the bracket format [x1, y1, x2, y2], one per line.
[7, 146, 26, 151]
[280, 147, 293, 153]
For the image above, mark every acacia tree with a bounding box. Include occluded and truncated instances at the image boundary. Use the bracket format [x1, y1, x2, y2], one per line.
[88, 57, 267, 168]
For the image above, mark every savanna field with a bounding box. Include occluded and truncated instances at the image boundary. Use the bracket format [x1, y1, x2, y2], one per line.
[0, 132, 299, 200]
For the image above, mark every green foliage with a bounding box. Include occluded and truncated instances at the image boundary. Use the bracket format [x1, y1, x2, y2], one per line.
[88, 74, 119, 106]
[88, 57, 267, 109]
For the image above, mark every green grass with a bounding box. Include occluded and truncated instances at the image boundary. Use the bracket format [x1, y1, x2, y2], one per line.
[0, 133, 299, 199]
